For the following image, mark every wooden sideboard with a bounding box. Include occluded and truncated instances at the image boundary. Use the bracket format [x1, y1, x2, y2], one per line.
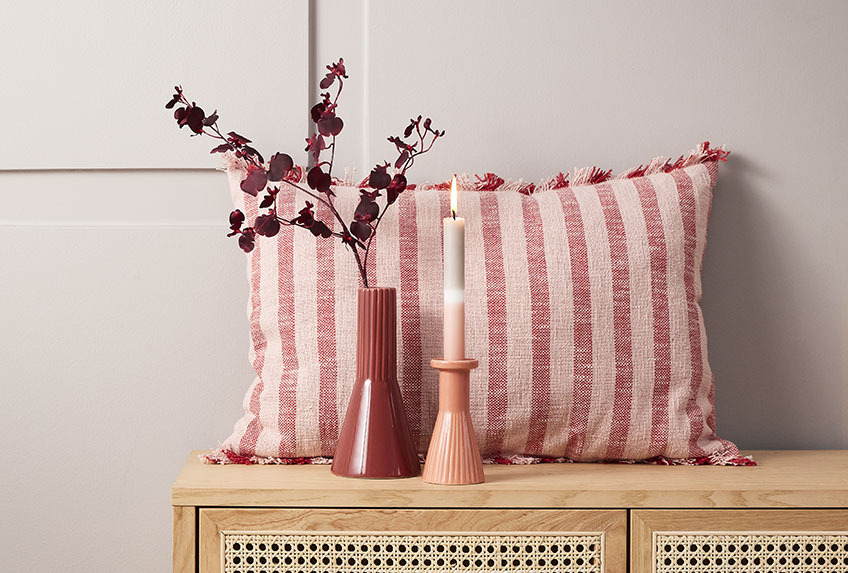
[172, 450, 848, 572]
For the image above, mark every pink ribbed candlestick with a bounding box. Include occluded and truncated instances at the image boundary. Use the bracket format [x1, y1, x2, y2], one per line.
[332, 287, 420, 479]
[422, 358, 484, 485]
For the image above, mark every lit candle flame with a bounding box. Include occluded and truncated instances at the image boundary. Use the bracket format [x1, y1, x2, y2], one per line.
[450, 174, 458, 218]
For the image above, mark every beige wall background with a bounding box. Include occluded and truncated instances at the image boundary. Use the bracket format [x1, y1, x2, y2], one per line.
[1, 1, 847, 570]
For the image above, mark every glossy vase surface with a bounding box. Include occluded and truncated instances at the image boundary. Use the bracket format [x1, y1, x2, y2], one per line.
[331, 287, 420, 479]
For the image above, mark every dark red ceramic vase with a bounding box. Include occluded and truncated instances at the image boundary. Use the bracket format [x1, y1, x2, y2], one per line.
[331, 287, 420, 478]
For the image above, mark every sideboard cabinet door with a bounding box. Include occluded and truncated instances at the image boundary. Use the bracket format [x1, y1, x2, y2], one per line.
[199, 508, 626, 573]
[632, 509, 848, 573]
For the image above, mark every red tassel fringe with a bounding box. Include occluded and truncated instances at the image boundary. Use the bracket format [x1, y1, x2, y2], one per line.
[204, 448, 755, 467]
[225, 142, 729, 195]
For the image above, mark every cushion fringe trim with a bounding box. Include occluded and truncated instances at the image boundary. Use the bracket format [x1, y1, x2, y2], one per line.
[220, 141, 729, 195]
[203, 447, 755, 466]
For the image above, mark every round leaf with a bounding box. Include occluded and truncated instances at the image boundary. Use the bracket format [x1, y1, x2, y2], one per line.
[240, 168, 267, 196]
[267, 153, 294, 181]
[229, 209, 245, 229]
[238, 233, 255, 253]
[186, 106, 205, 134]
[254, 214, 281, 237]
[351, 220, 372, 241]
[368, 166, 391, 189]
[307, 166, 332, 192]
[386, 174, 407, 205]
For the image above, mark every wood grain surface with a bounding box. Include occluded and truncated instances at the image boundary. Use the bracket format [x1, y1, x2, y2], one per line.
[173, 450, 848, 509]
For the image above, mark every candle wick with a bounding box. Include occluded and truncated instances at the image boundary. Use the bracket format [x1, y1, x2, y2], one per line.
[452, 210, 456, 220]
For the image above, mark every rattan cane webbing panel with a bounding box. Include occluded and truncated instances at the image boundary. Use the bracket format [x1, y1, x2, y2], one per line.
[655, 533, 848, 572]
[223, 532, 604, 572]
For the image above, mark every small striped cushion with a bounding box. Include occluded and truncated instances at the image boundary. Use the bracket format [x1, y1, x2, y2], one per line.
[219, 145, 741, 463]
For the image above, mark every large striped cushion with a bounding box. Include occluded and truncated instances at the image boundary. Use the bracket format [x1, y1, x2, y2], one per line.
[217, 145, 742, 464]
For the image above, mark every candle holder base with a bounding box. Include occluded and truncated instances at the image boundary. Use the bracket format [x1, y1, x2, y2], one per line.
[422, 358, 484, 485]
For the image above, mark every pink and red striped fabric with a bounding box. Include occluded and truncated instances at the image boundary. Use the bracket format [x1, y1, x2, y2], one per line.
[218, 145, 743, 464]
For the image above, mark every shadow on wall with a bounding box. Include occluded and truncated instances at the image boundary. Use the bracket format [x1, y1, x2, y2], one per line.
[703, 154, 844, 450]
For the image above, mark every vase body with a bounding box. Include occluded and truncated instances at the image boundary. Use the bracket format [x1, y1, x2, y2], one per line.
[331, 287, 420, 478]
[422, 358, 485, 484]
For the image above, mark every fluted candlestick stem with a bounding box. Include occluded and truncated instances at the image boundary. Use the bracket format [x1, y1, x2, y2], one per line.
[422, 358, 484, 485]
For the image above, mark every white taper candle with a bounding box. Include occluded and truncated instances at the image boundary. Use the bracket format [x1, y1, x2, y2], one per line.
[443, 175, 465, 360]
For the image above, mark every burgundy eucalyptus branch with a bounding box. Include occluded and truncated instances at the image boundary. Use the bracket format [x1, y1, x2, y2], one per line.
[166, 58, 444, 288]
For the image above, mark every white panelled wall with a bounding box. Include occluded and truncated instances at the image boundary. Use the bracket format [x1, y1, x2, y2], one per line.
[1, 1, 847, 571]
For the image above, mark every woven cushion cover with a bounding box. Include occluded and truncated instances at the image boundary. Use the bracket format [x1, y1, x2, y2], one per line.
[217, 145, 742, 464]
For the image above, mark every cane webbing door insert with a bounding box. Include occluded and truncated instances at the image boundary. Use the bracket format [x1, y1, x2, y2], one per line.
[654, 532, 848, 572]
[224, 532, 603, 572]
[200, 508, 626, 573]
[632, 510, 848, 573]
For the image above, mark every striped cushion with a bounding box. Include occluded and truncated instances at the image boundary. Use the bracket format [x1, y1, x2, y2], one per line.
[219, 146, 741, 463]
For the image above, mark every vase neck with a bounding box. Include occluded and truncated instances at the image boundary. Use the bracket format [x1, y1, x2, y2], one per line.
[356, 287, 397, 381]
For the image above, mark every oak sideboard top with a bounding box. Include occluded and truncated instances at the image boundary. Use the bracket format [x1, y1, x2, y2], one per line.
[172, 450, 848, 509]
